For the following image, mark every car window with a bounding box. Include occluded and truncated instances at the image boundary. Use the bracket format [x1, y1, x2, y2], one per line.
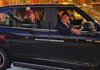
[0, 7, 49, 29]
[0, 13, 13, 26]
[55, 7, 96, 31]
[15, 7, 45, 29]
[57, 10, 85, 22]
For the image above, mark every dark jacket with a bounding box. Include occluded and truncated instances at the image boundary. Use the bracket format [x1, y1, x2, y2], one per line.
[56, 20, 73, 35]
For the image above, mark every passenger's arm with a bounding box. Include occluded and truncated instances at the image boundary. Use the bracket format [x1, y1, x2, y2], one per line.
[7, 10, 25, 23]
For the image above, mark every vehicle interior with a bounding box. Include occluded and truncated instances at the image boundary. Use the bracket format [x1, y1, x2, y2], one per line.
[56, 7, 96, 31]
[0, 5, 97, 32]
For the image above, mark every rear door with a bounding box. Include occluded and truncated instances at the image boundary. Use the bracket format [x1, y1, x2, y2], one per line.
[0, 5, 52, 63]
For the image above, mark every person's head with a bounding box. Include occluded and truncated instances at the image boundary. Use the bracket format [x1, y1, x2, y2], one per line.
[61, 11, 69, 23]
[26, 7, 36, 21]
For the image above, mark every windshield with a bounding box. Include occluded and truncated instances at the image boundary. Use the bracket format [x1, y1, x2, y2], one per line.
[79, 5, 100, 23]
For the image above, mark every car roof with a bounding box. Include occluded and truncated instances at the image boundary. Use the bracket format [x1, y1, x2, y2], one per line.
[0, 4, 78, 13]
[0, 4, 77, 9]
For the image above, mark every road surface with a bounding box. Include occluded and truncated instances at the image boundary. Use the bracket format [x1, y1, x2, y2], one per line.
[7, 64, 34, 70]
[7, 64, 72, 70]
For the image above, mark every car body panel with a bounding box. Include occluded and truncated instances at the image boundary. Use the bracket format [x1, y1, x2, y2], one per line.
[0, 4, 100, 69]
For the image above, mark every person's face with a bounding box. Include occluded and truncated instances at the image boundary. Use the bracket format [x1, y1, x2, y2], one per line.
[62, 14, 69, 23]
[28, 13, 35, 21]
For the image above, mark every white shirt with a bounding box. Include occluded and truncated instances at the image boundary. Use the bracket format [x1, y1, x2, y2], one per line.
[61, 20, 70, 28]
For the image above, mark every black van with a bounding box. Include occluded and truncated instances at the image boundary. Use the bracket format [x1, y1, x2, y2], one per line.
[0, 4, 100, 70]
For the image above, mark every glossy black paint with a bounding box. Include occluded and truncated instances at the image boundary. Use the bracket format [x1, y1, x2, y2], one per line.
[0, 4, 100, 69]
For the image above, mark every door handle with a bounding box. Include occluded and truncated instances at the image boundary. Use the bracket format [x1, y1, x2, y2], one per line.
[35, 38, 64, 42]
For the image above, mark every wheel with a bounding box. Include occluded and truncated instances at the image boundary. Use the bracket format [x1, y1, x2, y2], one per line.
[0, 48, 11, 70]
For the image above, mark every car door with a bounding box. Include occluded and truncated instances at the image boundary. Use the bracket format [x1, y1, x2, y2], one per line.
[48, 6, 100, 68]
[0, 5, 52, 63]
[49, 30, 100, 66]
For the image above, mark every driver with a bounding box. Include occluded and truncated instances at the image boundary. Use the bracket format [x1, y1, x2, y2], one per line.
[56, 11, 81, 35]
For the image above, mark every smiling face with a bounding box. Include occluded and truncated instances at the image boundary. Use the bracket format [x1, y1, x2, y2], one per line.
[28, 13, 36, 22]
[61, 14, 69, 23]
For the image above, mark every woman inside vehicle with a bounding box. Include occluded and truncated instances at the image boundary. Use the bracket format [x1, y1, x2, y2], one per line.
[8, 7, 42, 28]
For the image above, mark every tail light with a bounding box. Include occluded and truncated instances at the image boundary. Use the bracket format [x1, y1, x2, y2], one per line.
[0, 35, 6, 40]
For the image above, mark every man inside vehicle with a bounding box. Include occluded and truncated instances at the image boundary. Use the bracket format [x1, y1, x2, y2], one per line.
[56, 11, 81, 35]
[7, 7, 42, 28]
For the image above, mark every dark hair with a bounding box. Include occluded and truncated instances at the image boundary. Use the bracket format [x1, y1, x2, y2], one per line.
[61, 11, 69, 16]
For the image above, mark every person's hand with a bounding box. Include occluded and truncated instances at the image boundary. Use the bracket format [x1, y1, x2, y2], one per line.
[71, 28, 81, 35]
[81, 18, 86, 25]
[7, 10, 14, 18]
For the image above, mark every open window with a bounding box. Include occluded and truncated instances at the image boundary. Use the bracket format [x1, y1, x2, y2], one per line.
[55, 7, 96, 31]
[0, 6, 50, 29]
[15, 7, 45, 29]
[0, 13, 13, 27]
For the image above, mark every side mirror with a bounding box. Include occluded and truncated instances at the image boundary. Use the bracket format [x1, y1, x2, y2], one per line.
[82, 21, 95, 31]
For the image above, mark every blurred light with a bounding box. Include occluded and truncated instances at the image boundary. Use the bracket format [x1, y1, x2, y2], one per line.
[83, 3, 88, 6]
[0, 35, 6, 40]
[69, 0, 72, 2]
[62, 2, 68, 5]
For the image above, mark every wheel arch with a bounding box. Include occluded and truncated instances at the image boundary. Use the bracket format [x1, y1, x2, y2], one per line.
[0, 45, 13, 63]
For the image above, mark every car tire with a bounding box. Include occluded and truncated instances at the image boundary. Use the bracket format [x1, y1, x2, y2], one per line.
[0, 48, 11, 70]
